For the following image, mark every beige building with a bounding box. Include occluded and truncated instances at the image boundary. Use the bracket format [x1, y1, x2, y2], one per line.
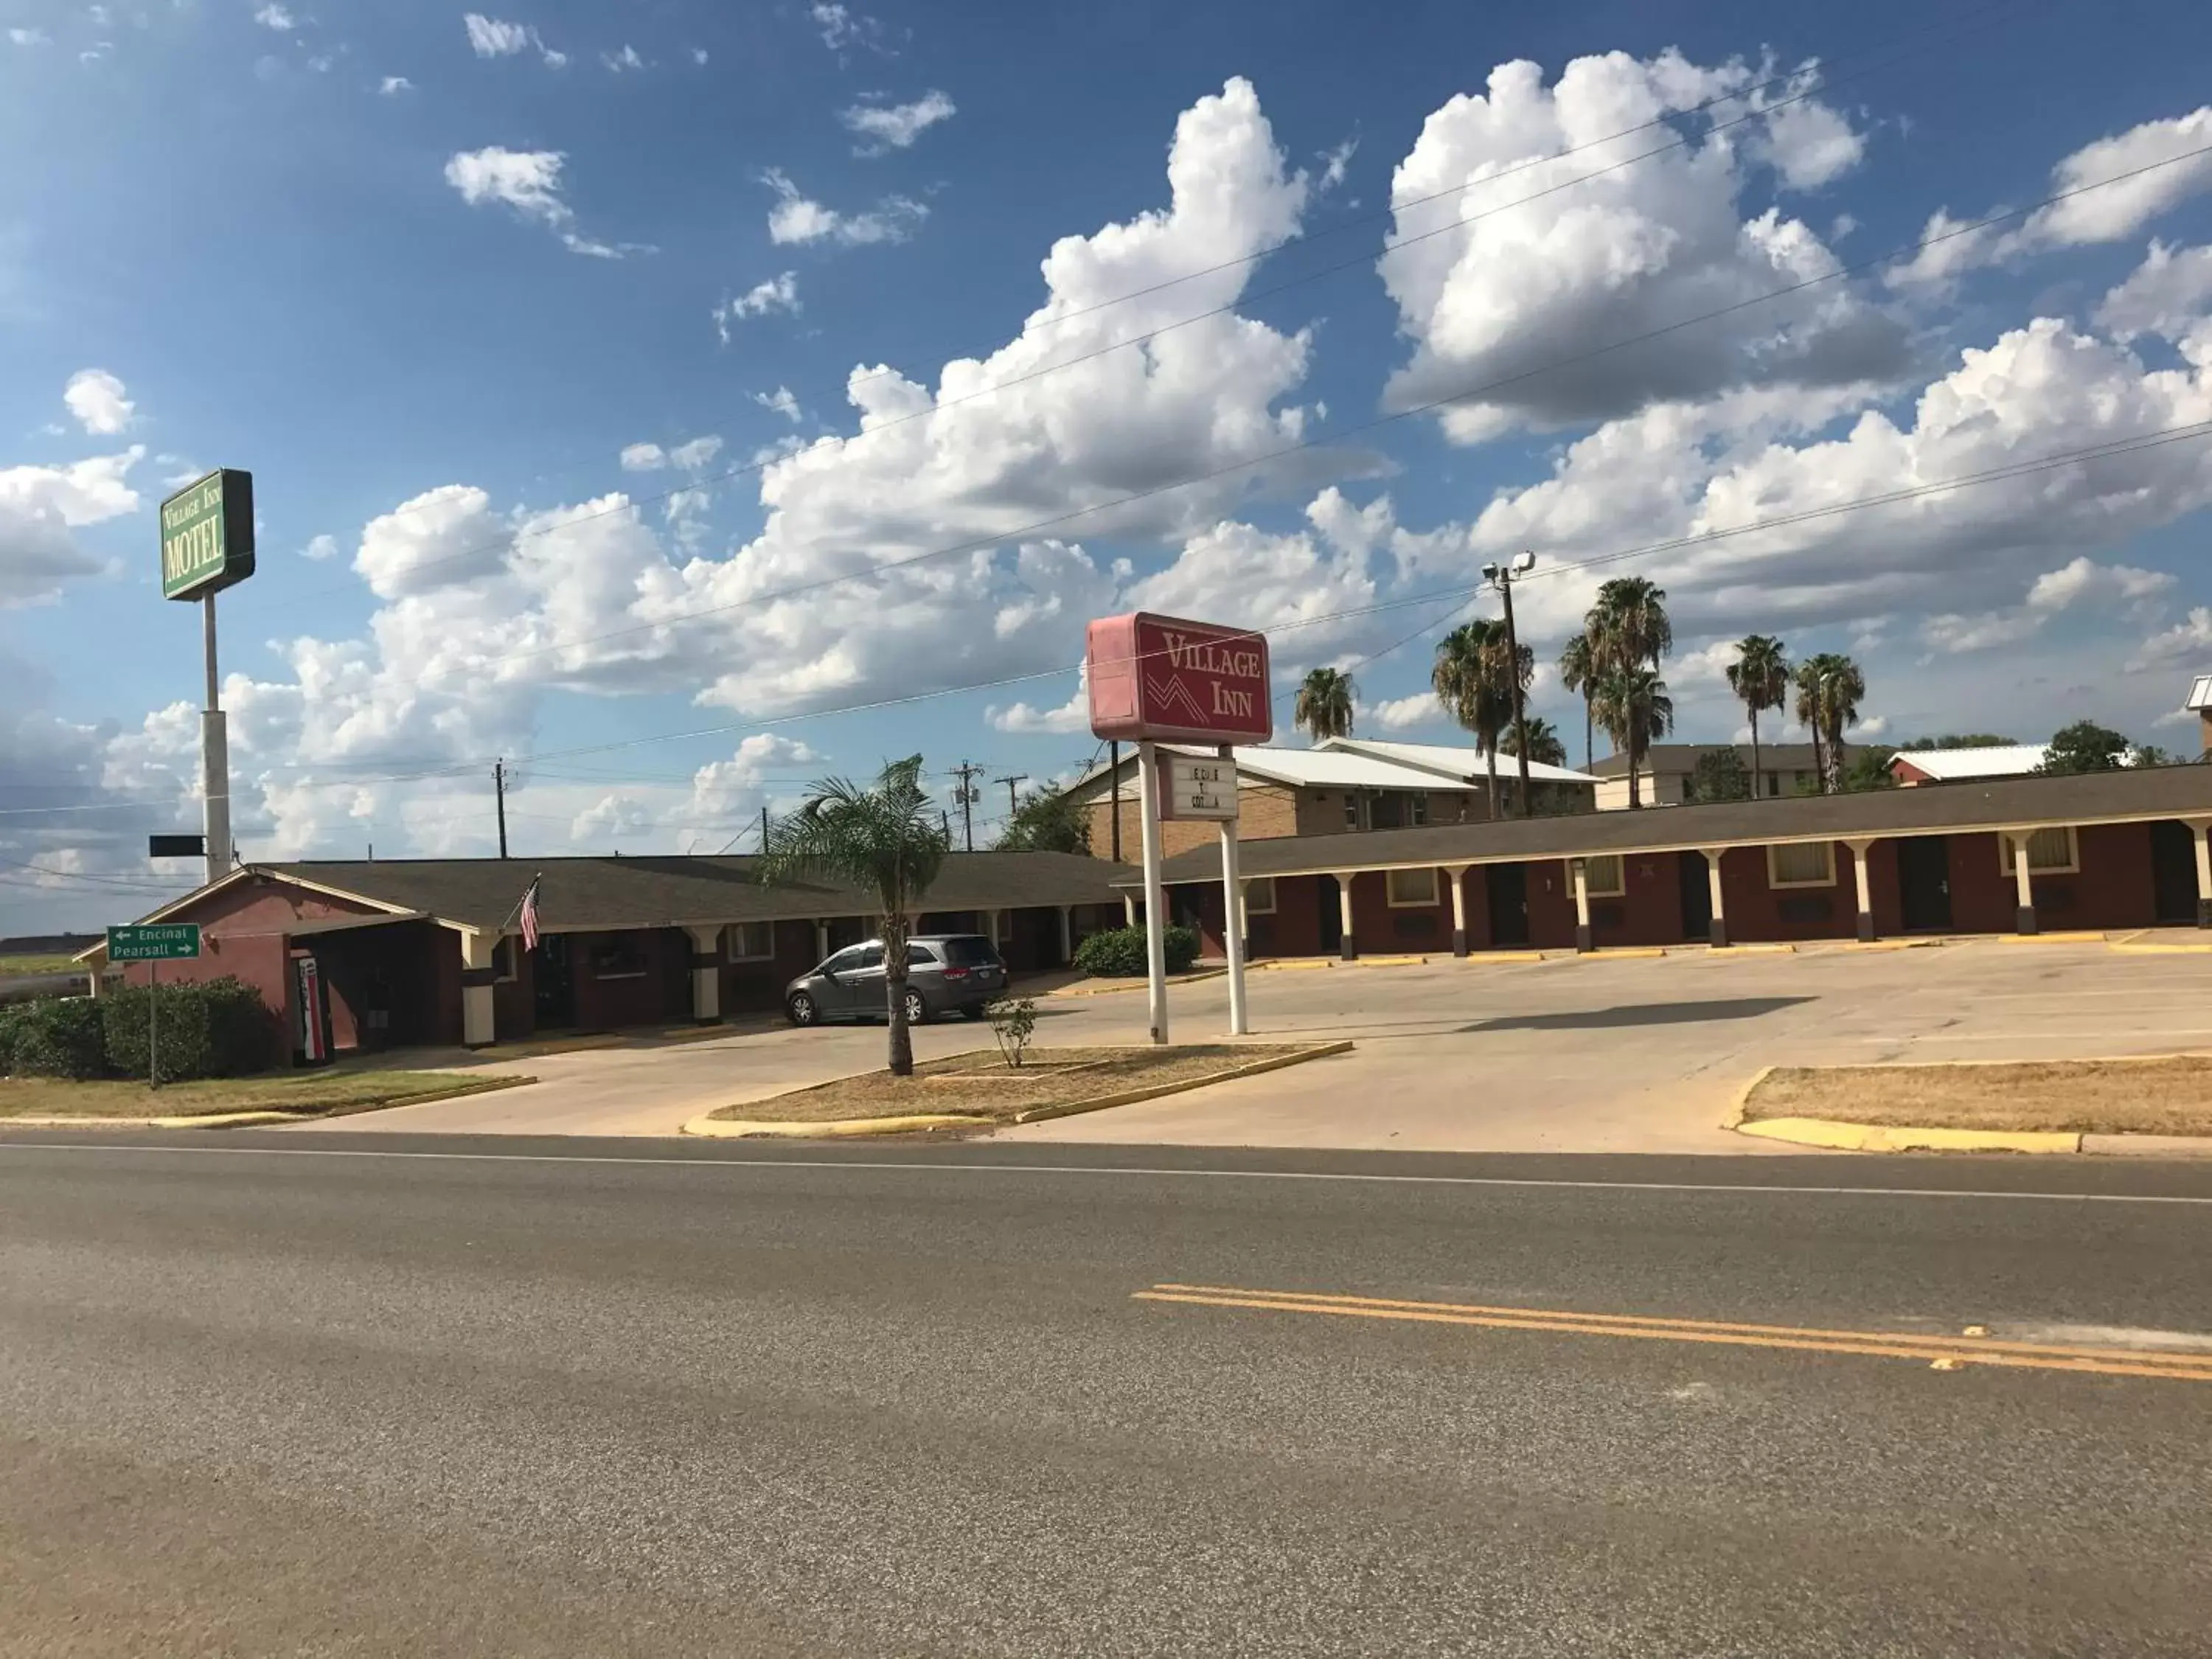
[1587, 742, 1823, 809]
[1065, 737, 1597, 858]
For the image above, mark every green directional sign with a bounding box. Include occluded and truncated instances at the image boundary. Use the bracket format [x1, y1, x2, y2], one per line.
[107, 923, 202, 962]
[159, 469, 256, 602]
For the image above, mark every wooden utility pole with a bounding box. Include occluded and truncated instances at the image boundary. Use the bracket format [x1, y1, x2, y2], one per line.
[950, 760, 984, 852]
[995, 773, 1028, 818]
[495, 758, 509, 858]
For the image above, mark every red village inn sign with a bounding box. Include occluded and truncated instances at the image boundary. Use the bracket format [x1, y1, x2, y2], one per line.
[1085, 612, 1274, 745]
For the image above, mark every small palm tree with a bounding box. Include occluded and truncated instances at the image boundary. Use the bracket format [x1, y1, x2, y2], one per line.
[1725, 635, 1790, 801]
[1500, 714, 1568, 768]
[1558, 632, 1598, 773]
[1433, 620, 1530, 818]
[760, 754, 950, 1077]
[1815, 654, 1867, 793]
[1293, 667, 1356, 745]
[1590, 666, 1674, 807]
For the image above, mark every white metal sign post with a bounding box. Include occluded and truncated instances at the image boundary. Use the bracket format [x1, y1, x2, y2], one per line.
[1213, 746, 1249, 1036]
[1135, 740, 1171, 1045]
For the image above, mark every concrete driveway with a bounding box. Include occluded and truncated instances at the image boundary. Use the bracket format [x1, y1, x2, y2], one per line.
[288, 939, 2212, 1149]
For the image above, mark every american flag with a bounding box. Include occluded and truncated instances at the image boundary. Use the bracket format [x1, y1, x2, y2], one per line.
[518, 875, 543, 953]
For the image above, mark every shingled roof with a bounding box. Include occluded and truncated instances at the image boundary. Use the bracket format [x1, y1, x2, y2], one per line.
[1127, 762, 2212, 885]
[200, 849, 1134, 935]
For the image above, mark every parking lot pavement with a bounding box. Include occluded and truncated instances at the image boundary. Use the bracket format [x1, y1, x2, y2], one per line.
[997, 939, 2212, 1154]
[288, 939, 2212, 1146]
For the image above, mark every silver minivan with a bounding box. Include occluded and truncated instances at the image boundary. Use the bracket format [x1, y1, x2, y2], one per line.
[784, 933, 1007, 1027]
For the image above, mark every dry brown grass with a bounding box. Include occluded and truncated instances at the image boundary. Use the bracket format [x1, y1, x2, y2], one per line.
[0, 1071, 527, 1120]
[1745, 1056, 2212, 1137]
[709, 1044, 1320, 1124]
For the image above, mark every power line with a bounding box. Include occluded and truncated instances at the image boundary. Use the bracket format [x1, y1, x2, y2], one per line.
[13, 415, 2203, 824]
[281, 6, 2031, 605]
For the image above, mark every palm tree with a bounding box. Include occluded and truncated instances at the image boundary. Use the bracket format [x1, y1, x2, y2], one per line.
[1792, 659, 1827, 794]
[1812, 654, 1867, 793]
[1590, 667, 1675, 808]
[1725, 635, 1790, 801]
[1558, 632, 1597, 773]
[1293, 667, 1356, 745]
[1588, 577, 1673, 675]
[1500, 714, 1568, 768]
[1433, 620, 1530, 818]
[760, 754, 950, 1077]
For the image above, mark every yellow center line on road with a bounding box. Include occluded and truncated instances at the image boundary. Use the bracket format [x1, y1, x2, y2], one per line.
[1135, 1285, 2212, 1383]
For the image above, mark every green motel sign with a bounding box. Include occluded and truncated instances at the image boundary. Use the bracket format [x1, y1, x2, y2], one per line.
[159, 469, 256, 602]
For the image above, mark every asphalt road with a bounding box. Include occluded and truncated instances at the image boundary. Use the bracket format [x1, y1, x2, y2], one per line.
[4, 1132, 2211, 1658]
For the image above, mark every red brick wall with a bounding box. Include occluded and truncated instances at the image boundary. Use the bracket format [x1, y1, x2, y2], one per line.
[570, 928, 690, 1031]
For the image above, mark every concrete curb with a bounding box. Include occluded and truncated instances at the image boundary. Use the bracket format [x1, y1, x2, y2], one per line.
[1736, 1115, 2083, 1155]
[1044, 970, 1228, 998]
[0, 1073, 536, 1131]
[682, 1040, 1355, 1139]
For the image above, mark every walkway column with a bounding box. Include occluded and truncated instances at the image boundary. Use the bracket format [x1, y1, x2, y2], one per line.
[1122, 892, 1138, 928]
[2191, 820, 2212, 928]
[2008, 832, 2038, 936]
[1702, 849, 1728, 948]
[814, 919, 831, 961]
[1335, 873, 1357, 961]
[1447, 866, 1470, 957]
[684, 925, 722, 1023]
[459, 929, 498, 1048]
[984, 909, 1001, 953]
[1057, 904, 1074, 964]
[1846, 840, 1877, 942]
[1571, 858, 1593, 953]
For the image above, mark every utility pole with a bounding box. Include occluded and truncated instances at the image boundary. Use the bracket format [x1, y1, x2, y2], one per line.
[495, 758, 509, 858]
[995, 773, 1028, 818]
[1486, 552, 1538, 819]
[759, 804, 771, 852]
[1109, 740, 1122, 861]
[950, 760, 984, 852]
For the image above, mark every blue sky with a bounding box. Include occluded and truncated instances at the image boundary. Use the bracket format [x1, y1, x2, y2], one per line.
[4, 0, 2212, 931]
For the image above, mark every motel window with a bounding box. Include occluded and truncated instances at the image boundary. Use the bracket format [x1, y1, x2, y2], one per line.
[1344, 794, 1361, 830]
[2001, 826, 2079, 875]
[1767, 842, 1837, 888]
[1765, 773, 1781, 797]
[1386, 868, 1439, 908]
[589, 935, 648, 980]
[726, 922, 776, 962]
[1243, 877, 1277, 916]
[1581, 855, 1627, 899]
[1411, 794, 1429, 827]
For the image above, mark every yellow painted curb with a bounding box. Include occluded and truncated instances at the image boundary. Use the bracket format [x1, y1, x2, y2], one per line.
[1352, 953, 1427, 967]
[684, 1110, 990, 1139]
[151, 1109, 307, 1129]
[1254, 958, 1335, 973]
[2112, 941, 2212, 955]
[1045, 969, 1228, 998]
[1735, 1116, 2081, 1155]
[1011, 1040, 1356, 1124]
[1837, 936, 1944, 951]
[1721, 1065, 1775, 1132]
[1725, 942, 1798, 956]
[1997, 931, 2111, 945]
[1, 1074, 536, 1132]
[1455, 950, 1546, 964]
[1589, 946, 1667, 960]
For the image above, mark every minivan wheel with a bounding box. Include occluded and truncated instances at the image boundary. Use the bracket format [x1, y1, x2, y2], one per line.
[902, 989, 930, 1026]
[786, 991, 818, 1026]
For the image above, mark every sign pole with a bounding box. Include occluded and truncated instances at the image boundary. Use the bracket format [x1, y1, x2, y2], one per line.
[1217, 743, 1249, 1037]
[1135, 740, 1169, 1046]
[149, 958, 159, 1091]
[202, 593, 232, 886]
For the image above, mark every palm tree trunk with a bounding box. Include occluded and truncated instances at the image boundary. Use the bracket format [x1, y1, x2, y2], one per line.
[1826, 722, 1846, 795]
[883, 911, 914, 1077]
[1809, 723, 1825, 797]
[1749, 709, 1761, 803]
[1583, 695, 1593, 774]
[1484, 744, 1498, 821]
[1628, 717, 1644, 810]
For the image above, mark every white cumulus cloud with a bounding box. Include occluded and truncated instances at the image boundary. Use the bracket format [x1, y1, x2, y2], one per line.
[254, 4, 293, 31]
[759, 167, 927, 246]
[840, 89, 955, 154]
[444, 147, 624, 257]
[63, 369, 134, 436]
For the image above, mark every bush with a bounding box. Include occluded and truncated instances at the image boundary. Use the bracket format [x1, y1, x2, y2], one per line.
[4, 997, 108, 1079]
[101, 977, 274, 1083]
[1073, 924, 1200, 978]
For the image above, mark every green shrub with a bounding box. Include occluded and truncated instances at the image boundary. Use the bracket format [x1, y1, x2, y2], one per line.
[101, 977, 274, 1082]
[1073, 924, 1200, 977]
[5, 997, 108, 1079]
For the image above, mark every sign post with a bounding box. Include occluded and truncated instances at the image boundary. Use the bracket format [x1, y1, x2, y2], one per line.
[159, 470, 255, 888]
[107, 925, 202, 1089]
[1086, 613, 1272, 1044]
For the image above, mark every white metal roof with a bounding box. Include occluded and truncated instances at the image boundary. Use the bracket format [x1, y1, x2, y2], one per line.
[1066, 741, 1567, 796]
[1888, 744, 2048, 781]
[1319, 736, 1597, 786]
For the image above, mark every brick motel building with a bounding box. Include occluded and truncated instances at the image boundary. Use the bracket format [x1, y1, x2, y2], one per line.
[1130, 765, 2212, 960]
[82, 852, 1130, 1061]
